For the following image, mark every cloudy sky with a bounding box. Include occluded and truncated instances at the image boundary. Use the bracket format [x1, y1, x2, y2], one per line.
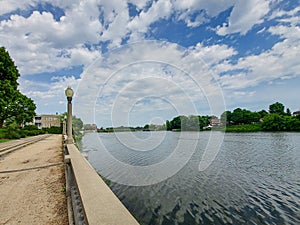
[0, 0, 299, 127]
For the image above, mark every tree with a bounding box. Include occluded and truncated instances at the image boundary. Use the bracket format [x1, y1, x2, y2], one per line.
[258, 110, 268, 119]
[170, 116, 182, 130]
[61, 112, 83, 135]
[286, 108, 291, 116]
[5, 92, 36, 126]
[0, 47, 36, 127]
[269, 102, 285, 116]
[262, 114, 284, 131]
[221, 111, 231, 125]
[166, 120, 171, 131]
[231, 108, 244, 124]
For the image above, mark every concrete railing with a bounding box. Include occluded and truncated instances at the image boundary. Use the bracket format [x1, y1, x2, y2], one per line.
[64, 143, 139, 225]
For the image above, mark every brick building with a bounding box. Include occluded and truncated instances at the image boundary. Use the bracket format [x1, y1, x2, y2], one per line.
[34, 114, 60, 129]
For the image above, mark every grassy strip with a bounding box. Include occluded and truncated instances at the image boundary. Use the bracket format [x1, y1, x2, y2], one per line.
[224, 124, 262, 132]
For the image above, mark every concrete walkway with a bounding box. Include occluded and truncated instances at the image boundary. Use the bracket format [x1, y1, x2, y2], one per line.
[0, 134, 68, 225]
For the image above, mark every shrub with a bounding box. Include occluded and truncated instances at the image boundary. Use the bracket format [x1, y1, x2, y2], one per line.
[43, 126, 62, 134]
[0, 128, 7, 139]
[23, 125, 39, 130]
[5, 130, 21, 139]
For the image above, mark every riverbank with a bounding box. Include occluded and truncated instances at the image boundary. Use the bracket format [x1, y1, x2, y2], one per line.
[0, 134, 68, 224]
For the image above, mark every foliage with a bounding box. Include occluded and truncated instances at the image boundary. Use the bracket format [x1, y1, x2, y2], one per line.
[221, 111, 231, 125]
[261, 114, 300, 131]
[221, 108, 261, 125]
[0, 128, 6, 139]
[23, 125, 39, 130]
[166, 115, 211, 131]
[60, 112, 83, 137]
[258, 110, 268, 118]
[220, 102, 300, 132]
[261, 114, 284, 131]
[0, 124, 46, 140]
[269, 102, 285, 116]
[43, 126, 62, 134]
[225, 124, 262, 132]
[0, 47, 36, 127]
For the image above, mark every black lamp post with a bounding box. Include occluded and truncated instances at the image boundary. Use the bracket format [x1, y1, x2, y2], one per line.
[65, 86, 74, 144]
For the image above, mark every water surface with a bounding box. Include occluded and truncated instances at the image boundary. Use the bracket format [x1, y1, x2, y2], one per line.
[82, 132, 300, 225]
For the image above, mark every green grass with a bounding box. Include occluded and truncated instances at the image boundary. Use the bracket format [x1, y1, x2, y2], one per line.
[225, 123, 262, 132]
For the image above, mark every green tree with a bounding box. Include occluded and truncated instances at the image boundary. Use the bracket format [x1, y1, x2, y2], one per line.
[170, 116, 181, 130]
[166, 120, 171, 131]
[221, 111, 231, 125]
[200, 115, 212, 127]
[61, 112, 83, 135]
[0, 47, 36, 127]
[269, 102, 285, 116]
[231, 108, 244, 124]
[258, 110, 268, 118]
[185, 115, 200, 131]
[286, 108, 291, 116]
[282, 116, 300, 131]
[262, 114, 284, 131]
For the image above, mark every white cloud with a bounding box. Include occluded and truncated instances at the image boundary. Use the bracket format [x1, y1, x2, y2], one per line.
[18, 75, 79, 114]
[0, 3, 102, 74]
[216, 0, 271, 35]
[0, 0, 36, 15]
[218, 22, 300, 90]
[1, 0, 299, 121]
[74, 41, 227, 125]
[173, 0, 234, 27]
[127, 0, 172, 39]
[128, 0, 150, 10]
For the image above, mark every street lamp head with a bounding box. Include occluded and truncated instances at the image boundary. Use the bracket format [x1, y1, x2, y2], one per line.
[65, 86, 74, 98]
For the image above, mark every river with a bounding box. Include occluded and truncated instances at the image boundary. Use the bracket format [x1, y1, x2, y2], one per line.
[82, 131, 300, 225]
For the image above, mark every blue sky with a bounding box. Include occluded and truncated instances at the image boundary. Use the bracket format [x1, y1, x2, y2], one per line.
[0, 0, 299, 127]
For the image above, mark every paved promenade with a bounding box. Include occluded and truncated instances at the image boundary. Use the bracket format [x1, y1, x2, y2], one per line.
[0, 134, 68, 225]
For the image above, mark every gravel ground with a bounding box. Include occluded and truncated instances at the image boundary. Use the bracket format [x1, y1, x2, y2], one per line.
[0, 134, 68, 225]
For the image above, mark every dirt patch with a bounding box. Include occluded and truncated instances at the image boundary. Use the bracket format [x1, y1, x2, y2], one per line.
[0, 135, 68, 225]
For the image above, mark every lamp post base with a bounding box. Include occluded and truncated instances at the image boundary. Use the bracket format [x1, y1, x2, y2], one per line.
[67, 137, 74, 144]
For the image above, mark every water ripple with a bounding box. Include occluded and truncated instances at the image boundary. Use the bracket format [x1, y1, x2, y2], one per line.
[83, 132, 300, 225]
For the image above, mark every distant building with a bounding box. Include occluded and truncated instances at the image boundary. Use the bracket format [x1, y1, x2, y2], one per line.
[34, 114, 60, 129]
[292, 111, 300, 117]
[210, 118, 222, 126]
[83, 124, 98, 131]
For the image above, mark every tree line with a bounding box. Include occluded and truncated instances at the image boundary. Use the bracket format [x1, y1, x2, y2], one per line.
[166, 102, 300, 132]
[222, 102, 300, 131]
[166, 115, 213, 131]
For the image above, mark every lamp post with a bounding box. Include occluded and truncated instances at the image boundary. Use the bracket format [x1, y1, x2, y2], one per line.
[62, 115, 67, 135]
[65, 86, 74, 144]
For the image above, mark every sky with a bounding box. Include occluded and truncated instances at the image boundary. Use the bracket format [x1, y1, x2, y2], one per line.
[0, 0, 299, 127]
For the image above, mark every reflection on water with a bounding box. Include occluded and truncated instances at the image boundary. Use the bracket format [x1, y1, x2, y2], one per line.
[83, 132, 300, 225]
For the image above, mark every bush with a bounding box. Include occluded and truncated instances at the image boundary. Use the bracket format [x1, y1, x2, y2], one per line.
[5, 130, 21, 139]
[0, 128, 7, 139]
[43, 126, 62, 134]
[225, 124, 262, 132]
[19, 130, 26, 138]
[0, 125, 47, 140]
[23, 125, 39, 130]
